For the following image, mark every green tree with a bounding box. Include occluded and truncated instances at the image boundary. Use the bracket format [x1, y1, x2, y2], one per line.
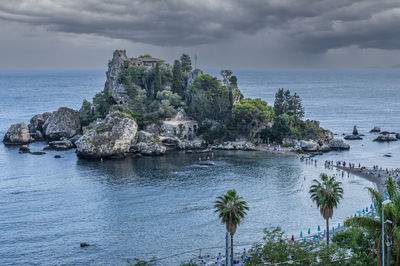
[220, 69, 233, 87]
[345, 176, 400, 266]
[229, 75, 238, 88]
[274, 88, 287, 116]
[309, 174, 343, 246]
[138, 54, 152, 58]
[172, 60, 183, 95]
[187, 74, 231, 123]
[180, 54, 192, 72]
[154, 62, 162, 95]
[288, 92, 304, 119]
[232, 98, 274, 138]
[214, 190, 249, 266]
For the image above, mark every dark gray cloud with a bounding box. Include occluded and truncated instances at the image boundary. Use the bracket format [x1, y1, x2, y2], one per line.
[1, 0, 400, 53]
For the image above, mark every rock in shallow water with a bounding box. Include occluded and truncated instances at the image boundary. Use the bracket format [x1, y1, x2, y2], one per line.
[44, 139, 74, 150]
[374, 135, 398, 142]
[370, 126, 381, 133]
[19, 145, 30, 153]
[28, 112, 52, 140]
[75, 112, 138, 159]
[130, 131, 166, 156]
[327, 139, 350, 150]
[3, 122, 33, 144]
[344, 135, 362, 140]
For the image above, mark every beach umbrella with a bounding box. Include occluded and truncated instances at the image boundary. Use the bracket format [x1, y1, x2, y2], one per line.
[332, 226, 335, 233]
[313, 235, 316, 242]
[308, 228, 311, 234]
[366, 207, 368, 212]
[291, 235, 294, 242]
[338, 223, 341, 229]
[300, 232, 303, 238]
[318, 225, 320, 231]
[362, 209, 365, 213]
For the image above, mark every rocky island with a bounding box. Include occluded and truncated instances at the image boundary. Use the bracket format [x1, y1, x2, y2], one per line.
[3, 50, 349, 159]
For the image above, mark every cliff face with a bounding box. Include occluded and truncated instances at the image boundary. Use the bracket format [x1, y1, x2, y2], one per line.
[104, 50, 129, 104]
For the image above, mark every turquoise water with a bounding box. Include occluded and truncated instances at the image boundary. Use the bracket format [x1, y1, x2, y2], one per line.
[1, 69, 399, 265]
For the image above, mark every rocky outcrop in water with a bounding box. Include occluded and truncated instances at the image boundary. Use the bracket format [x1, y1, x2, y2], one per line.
[130, 131, 166, 155]
[374, 135, 398, 142]
[75, 112, 138, 159]
[44, 139, 74, 150]
[370, 126, 381, 133]
[352, 125, 359, 135]
[28, 112, 52, 140]
[300, 140, 319, 152]
[327, 139, 350, 150]
[43, 107, 80, 140]
[3, 122, 33, 144]
[212, 141, 256, 151]
[344, 135, 362, 140]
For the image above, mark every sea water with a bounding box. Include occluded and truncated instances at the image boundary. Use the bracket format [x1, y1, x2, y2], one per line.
[0, 69, 399, 265]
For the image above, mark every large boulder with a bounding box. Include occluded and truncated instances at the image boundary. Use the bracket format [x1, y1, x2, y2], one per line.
[370, 126, 381, 133]
[43, 107, 80, 140]
[104, 50, 129, 105]
[300, 140, 319, 152]
[327, 139, 350, 150]
[28, 112, 52, 140]
[374, 135, 398, 142]
[131, 131, 166, 156]
[75, 112, 138, 159]
[3, 122, 33, 144]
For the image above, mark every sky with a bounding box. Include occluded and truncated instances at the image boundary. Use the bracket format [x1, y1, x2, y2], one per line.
[1, 0, 400, 70]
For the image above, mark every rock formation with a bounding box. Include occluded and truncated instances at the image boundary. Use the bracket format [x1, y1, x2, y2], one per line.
[352, 125, 359, 135]
[43, 107, 80, 140]
[75, 112, 138, 158]
[3, 122, 33, 144]
[370, 126, 381, 133]
[131, 131, 166, 155]
[104, 50, 129, 104]
[28, 112, 52, 140]
[374, 135, 398, 142]
[327, 139, 350, 150]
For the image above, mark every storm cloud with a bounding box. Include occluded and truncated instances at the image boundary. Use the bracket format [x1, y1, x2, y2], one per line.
[1, 0, 400, 52]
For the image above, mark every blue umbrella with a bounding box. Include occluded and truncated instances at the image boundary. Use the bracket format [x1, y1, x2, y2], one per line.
[338, 223, 340, 229]
[362, 209, 365, 213]
[300, 231, 303, 238]
[318, 225, 320, 231]
[313, 235, 316, 242]
[308, 228, 311, 234]
[332, 226, 335, 233]
[354, 213, 357, 217]
[366, 207, 369, 212]
[371, 204, 373, 209]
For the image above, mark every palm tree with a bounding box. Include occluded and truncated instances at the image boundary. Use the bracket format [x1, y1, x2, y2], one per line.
[309, 173, 343, 245]
[214, 190, 249, 266]
[345, 177, 398, 266]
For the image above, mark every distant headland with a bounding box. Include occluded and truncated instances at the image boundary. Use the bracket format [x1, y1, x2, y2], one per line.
[3, 50, 351, 159]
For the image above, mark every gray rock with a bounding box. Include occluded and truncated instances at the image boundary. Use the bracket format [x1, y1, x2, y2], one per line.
[186, 69, 203, 89]
[45, 139, 74, 150]
[352, 125, 359, 135]
[319, 144, 331, 152]
[300, 140, 319, 152]
[178, 139, 204, 150]
[19, 145, 30, 153]
[380, 131, 390, 135]
[374, 135, 398, 142]
[30, 151, 46, 155]
[43, 107, 80, 140]
[28, 112, 52, 140]
[212, 141, 256, 151]
[327, 139, 350, 150]
[131, 131, 166, 155]
[396, 133, 400, 140]
[344, 135, 362, 140]
[3, 122, 33, 144]
[370, 126, 381, 133]
[69, 134, 82, 146]
[54, 155, 62, 158]
[76, 112, 138, 159]
[104, 50, 129, 105]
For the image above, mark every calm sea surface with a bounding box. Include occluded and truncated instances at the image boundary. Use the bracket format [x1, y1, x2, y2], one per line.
[0, 69, 399, 265]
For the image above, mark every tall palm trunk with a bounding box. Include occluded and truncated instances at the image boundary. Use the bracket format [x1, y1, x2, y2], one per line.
[396, 245, 400, 266]
[326, 218, 330, 245]
[231, 233, 234, 266]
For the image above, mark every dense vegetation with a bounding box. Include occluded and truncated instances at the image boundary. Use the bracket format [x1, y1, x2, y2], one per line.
[79, 52, 326, 144]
